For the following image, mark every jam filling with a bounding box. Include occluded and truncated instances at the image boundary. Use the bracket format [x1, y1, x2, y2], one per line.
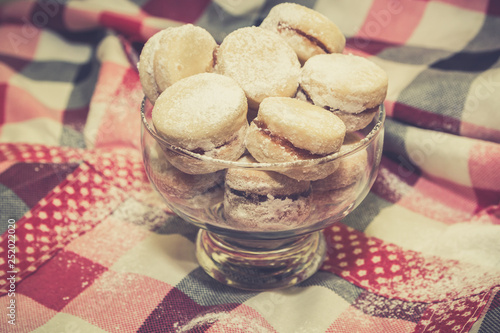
[253, 120, 326, 159]
[331, 106, 380, 115]
[229, 187, 311, 204]
[297, 85, 314, 104]
[191, 148, 206, 155]
[212, 47, 218, 67]
[277, 22, 330, 54]
[190, 133, 238, 155]
[297, 86, 379, 114]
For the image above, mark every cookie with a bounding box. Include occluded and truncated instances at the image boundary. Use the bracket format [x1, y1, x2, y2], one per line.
[298, 53, 388, 132]
[245, 97, 346, 181]
[311, 133, 368, 219]
[223, 155, 312, 230]
[152, 73, 248, 174]
[138, 24, 217, 104]
[215, 26, 300, 109]
[260, 2, 345, 63]
[312, 133, 368, 192]
[148, 143, 224, 209]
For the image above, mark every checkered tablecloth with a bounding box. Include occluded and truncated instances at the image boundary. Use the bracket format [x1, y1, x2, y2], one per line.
[0, 0, 499, 332]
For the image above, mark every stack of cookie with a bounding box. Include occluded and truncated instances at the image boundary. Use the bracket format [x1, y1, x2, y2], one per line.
[139, 3, 388, 231]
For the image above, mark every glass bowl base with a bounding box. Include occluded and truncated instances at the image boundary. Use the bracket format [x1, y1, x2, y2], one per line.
[196, 229, 326, 291]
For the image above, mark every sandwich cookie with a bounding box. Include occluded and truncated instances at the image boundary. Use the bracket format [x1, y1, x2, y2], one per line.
[152, 73, 248, 174]
[215, 26, 300, 109]
[138, 24, 217, 104]
[245, 97, 346, 181]
[312, 133, 368, 192]
[148, 143, 224, 209]
[311, 133, 368, 218]
[260, 2, 345, 64]
[223, 155, 312, 231]
[298, 53, 388, 132]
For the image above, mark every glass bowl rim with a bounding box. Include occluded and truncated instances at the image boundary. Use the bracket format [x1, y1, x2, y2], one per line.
[141, 96, 385, 170]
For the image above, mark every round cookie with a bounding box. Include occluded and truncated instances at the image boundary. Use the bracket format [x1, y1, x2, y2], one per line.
[138, 24, 217, 104]
[312, 133, 368, 192]
[298, 53, 388, 132]
[245, 97, 346, 181]
[148, 142, 224, 209]
[223, 155, 312, 231]
[153, 73, 248, 174]
[215, 26, 300, 109]
[311, 133, 368, 219]
[310, 184, 358, 222]
[139, 29, 167, 104]
[329, 108, 380, 133]
[260, 2, 345, 63]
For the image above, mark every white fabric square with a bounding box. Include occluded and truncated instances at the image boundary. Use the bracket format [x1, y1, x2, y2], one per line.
[244, 286, 350, 333]
[67, 0, 141, 16]
[314, 0, 373, 37]
[369, 57, 427, 102]
[32, 313, 108, 333]
[1, 118, 62, 145]
[213, 0, 265, 17]
[111, 233, 198, 286]
[96, 35, 131, 66]
[405, 126, 473, 187]
[406, 2, 484, 52]
[367, 204, 500, 268]
[365, 203, 447, 252]
[35, 29, 92, 63]
[10, 73, 73, 111]
[83, 101, 106, 149]
[462, 67, 500, 130]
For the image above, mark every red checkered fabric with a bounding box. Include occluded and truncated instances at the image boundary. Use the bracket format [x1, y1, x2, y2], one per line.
[1, 0, 499, 332]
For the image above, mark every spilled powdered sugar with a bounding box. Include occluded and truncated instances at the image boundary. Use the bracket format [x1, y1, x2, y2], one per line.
[175, 311, 275, 333]
[423, 222, 500, 269]
[111, 194, 171, 231]
[373, 164, 500, 270]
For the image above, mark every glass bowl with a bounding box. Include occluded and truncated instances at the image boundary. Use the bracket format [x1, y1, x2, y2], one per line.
[141, 97, 385, 290]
